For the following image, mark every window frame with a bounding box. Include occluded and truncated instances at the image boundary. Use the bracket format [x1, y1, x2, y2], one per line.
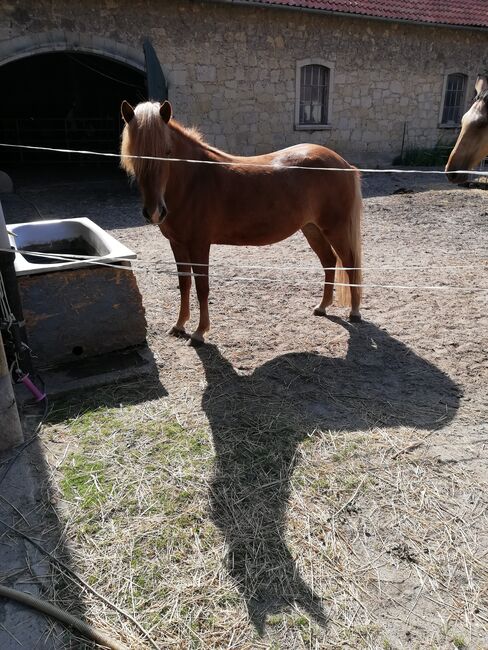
[295, 59, 334, 131]
[439, 71, 469, 128]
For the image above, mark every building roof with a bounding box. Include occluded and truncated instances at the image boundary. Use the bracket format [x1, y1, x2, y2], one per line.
[228, 0, 488, 29]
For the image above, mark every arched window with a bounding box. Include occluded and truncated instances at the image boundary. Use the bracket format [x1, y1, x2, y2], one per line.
[296, 61, 333, 128]
[441, 73, 468, 125]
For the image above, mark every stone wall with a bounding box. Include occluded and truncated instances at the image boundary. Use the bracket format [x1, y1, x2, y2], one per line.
[1, 0, 487, 161]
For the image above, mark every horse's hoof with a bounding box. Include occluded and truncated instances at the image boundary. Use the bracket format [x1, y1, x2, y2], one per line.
[188, 335, 205, 347]
[349, 313, 362, 323]
[168, 326, 188, 339]
[313, 307, 327, 317]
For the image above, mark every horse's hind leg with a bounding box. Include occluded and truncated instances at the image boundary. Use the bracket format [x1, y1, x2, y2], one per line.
[168, 241, 191, 338]
[302, 224, 337, 317]
[327, 235, 362, 322]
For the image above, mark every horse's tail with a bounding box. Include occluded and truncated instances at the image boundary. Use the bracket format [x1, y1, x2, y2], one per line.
[335, 169, 362, 307]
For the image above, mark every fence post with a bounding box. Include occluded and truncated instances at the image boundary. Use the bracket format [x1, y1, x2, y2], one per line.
[0, 202, 33, 375]
[0, 202, 25, 449]
[0, 333, 23, 450]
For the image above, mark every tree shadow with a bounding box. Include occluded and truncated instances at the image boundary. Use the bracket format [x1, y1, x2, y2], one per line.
[195, 319, 460, 635]
[0, 426, 96, 648]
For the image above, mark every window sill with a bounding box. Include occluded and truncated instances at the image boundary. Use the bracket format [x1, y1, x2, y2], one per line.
[294, 124, 332, 132]
[438, 123, 461, 129]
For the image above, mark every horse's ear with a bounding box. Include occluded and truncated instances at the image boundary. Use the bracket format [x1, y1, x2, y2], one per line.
[160, 101, 172, 124]
[475, 75, 488, 95]
[121, 101, 135, 124]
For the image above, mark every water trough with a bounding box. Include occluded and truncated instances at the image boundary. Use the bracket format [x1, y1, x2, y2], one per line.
[8, 217, 148, 370]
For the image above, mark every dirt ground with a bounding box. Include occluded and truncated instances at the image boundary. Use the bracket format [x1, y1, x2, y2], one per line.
[2, 167, 487, 649]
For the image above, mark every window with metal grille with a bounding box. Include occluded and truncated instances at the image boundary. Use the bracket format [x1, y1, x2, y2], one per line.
[299, 64, 330, 125]
[441, 73, 467, 125]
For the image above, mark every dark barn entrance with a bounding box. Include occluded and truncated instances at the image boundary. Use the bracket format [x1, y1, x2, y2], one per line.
[0, 52, 146, 168]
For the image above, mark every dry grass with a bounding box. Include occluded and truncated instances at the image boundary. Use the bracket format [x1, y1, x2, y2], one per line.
[36, 362, 488, 649]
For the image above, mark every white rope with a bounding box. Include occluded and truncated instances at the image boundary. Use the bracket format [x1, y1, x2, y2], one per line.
[6, 248, 134, 272]
[162, 271, 488, 292]
[0, 142, 487, 176]
[3, 248, 487, 273]
[2, 248, 487, 292]
[151, 259, 488, 272]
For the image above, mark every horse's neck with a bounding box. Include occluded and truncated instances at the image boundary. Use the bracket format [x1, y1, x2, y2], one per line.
[169, 123, 233, 163]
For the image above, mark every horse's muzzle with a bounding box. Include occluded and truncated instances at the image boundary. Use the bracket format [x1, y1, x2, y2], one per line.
[142, 204, 168, 224]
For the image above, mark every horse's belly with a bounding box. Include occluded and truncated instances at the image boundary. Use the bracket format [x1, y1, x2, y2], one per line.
[213, 213, 304, 246]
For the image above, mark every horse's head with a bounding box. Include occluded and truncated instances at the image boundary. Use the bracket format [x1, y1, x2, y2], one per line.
[445, 75, 488, 184]
[120, 100, 173, 225]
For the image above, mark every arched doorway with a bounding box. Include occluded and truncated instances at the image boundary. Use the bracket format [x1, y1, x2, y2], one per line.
[0, 49, 146, 167]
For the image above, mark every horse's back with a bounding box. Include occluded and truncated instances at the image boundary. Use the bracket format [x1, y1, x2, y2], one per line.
[242, 143, 353, 172]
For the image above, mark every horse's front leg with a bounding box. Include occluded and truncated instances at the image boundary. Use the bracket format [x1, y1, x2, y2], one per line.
[168, 241, 191, 338]
[189, 245, 211, 347]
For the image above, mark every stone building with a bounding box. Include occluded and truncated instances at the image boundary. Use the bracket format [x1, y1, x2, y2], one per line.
[0, 0, 487, 164]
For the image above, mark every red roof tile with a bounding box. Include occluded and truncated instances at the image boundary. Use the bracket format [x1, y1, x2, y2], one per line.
[232, 0, 488, 29]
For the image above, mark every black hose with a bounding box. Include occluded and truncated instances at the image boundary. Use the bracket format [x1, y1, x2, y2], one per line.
[0, 584, 129, 650]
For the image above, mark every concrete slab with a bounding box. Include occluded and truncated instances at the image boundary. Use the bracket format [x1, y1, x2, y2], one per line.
[14, 345, 164, 402]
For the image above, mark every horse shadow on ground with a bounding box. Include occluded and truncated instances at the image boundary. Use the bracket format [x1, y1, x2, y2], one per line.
[195, 319, 461, 635]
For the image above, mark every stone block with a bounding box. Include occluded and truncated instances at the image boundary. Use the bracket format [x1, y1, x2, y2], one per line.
[195, 64, 216, 82]
[19, 266, 147, 368]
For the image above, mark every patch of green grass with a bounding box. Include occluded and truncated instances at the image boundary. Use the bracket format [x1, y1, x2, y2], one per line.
[393, 142, 455, 167]
[294, 614, 309, 627]
[267, 614, 283, 626]
[331, 440, 360, 462]
[60, 455, 113, 509]
[55, 396, 211, 536]
[451, 635, 467, 649]
[310, 475, 331, 491]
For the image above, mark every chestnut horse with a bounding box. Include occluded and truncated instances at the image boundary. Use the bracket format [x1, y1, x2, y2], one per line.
[446, 75, 488, 184]
[120, 100, 362, 345]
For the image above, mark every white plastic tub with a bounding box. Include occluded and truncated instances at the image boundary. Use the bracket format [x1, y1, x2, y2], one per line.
[8, 217, 136, 276]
